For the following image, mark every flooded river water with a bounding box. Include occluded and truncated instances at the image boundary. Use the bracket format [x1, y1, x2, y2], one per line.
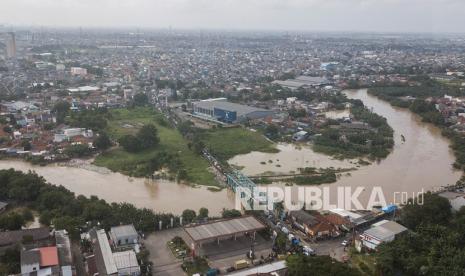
[230, 89, 462, 206]
[0, 89, 461, 213]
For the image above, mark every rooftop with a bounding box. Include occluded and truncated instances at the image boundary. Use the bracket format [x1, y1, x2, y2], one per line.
[55, 230, 73, 266]
[290, 210, 320, 226]
[21, 249, 40, 265]
[184, 216, 266, 243]
[226, 260, 286, 276]
[110, 224, 137, 239]
[112, 250, 139, 270]
[90, 228, 118, 275]
[194, 100, 270, 117]
[0, 227, 50, 247]
[364, 220, 407, 240]
[39, 246, 59, 267]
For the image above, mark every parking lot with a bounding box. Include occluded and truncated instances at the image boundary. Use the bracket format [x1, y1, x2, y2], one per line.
[144, 228, 187, 276]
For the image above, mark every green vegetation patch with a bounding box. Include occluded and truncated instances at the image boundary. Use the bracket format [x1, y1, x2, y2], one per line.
[93, 107, 217, 186]
[182, 257, 210, 276]
[198, 127, 278, 160]
[313, 105, 394, 160]
[167, 236, 191, 259]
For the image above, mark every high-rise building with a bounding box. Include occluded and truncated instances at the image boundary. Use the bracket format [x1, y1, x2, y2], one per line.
[6, 32, 16, 58]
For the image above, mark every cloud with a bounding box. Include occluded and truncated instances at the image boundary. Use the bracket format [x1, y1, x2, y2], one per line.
[0, 0, 464, 32]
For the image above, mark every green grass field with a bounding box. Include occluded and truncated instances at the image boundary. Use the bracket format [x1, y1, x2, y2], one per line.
[93, 108, 218, 186]
[198, 127, 278, 160]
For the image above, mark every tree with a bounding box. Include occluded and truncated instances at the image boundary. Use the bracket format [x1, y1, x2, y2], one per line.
[265, 124, 279, 140]
[275, 232, 288, 254]
[287, 255, 361, 276]
[0, 247, 20, 275]
[53, 216, 84, 240]
[20, 139, 31, 151]
[94, 132, 112, 151]
[133, 93, 149, 106]
[221, 208, 242, 218]
[64, 144, 91, 158]
[400, 192, 452, 230]
[52, 101, 70, 124]
[118, 135, 142, 152]
[137, 124, 160, 149]
[0, 213, 25, 230]
[21, 209, 34, 222]
[198, 208, 209, 220]
[3, 125, 12, 133]
[182, 209, 196, 224]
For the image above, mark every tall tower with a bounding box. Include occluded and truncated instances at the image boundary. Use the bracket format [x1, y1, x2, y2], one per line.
[6, 32, 16, 58]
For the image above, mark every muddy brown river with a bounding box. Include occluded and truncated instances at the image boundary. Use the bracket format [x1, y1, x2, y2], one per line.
[0, 89, 461, 213]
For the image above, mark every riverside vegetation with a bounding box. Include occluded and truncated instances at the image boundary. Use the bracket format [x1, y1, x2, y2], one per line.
[368, 77, 465, 171]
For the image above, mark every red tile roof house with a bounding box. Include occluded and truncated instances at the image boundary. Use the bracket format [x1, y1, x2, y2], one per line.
[21, 246, 60, 275]
[40, 246, 59, 267]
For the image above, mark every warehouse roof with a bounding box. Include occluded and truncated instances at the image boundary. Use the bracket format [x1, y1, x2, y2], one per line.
[113, 251, 139, 270]
[364, 220, 407, 240]
[184, 216, 266, 243]
[89, 228, 117, 275]
[194, 100, 271, 117]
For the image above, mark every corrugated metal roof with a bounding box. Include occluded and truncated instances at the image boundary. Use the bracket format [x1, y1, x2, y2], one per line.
[110, 224, 137, 239]
[113, 250, 139, 270]
[184, 216, 266, 242]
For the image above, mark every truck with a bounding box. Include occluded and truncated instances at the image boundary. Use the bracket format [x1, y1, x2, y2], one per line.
[234, 259, 249, 270]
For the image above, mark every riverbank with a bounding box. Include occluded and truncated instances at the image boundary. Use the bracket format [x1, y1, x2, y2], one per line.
[368, 86, 465, 172]
[0, 89, 460, 213]
[0, 159, 236, 215]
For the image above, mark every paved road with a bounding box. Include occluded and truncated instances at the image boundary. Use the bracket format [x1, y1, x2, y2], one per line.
[144, 228, 186, 276]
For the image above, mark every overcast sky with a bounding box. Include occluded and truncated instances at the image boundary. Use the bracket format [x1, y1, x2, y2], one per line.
[1, 0, 464, 33]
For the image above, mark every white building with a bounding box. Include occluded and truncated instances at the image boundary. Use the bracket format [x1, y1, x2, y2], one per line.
[360, 220, 407, 250]
[439, 191, 465, 212]
[89, 228, 140, 276]
[21, 250, 40, 274]
[110, 224, 139, 248]
[54, 128, 93, 143]
[70, 67, 87, 76]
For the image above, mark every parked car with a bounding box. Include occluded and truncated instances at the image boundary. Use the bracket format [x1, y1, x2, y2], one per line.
[341, 240, 349, 247]
[303, 246, 316, 256]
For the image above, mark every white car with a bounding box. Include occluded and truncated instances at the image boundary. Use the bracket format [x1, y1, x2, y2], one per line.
[341, 240, 349, 246]
[303, 246, 315, 256]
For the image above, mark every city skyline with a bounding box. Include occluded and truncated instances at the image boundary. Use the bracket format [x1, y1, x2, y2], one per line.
[1, 0, 465, 33]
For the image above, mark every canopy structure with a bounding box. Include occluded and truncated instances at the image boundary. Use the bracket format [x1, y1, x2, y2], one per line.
[184, 216, 266, 245]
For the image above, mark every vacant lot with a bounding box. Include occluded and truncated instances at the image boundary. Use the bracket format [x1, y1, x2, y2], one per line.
[94, 108, 217, 186]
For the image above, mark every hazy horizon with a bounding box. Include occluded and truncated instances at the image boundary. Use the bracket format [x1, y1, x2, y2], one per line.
[1, 0, 465, 34]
